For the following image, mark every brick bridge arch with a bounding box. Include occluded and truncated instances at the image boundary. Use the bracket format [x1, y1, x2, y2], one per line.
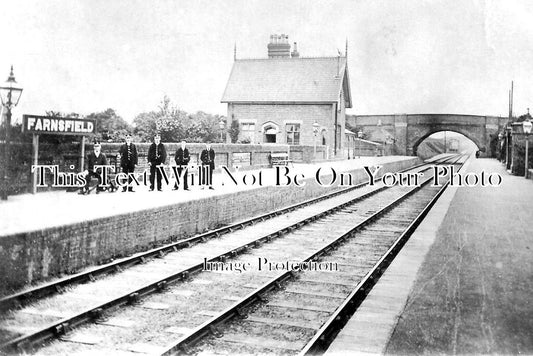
[349, 114, 507, 157]
[411, 127, 481, 156]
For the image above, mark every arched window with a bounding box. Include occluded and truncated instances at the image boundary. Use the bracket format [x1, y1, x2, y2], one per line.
[262, 122, 279, 143]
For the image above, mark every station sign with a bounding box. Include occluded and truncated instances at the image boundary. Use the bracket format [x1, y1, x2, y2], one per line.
[22, 115, 95, 135]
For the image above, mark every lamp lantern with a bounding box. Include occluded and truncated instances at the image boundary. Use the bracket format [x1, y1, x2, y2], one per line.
[313, 121, 319, 136]
[523, 118, 532, 135]
[0, 66, 23, 108]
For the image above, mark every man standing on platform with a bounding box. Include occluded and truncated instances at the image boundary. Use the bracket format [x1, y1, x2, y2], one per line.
[147, 134, 167, 191]
[79, 142, 108, 194]
[118, 134, 138, 192]
[173, 140, 190, 191]
[200, 142, 215, 190]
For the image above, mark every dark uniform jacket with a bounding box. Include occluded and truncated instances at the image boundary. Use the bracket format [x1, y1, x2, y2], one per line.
[174, 147, 190, 166]
[118, 143, 138, 167]
[200, 148, 215, 169]
[86, 152, 108, 172]
[148, 143, 167, 165]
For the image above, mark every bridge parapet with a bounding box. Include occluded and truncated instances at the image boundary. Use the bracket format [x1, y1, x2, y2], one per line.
[349, 114, 508, 157]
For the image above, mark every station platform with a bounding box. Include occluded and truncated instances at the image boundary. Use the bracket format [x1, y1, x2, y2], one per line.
[0, 156, 421, 294]
[0, 157, 417, 236]
[325, 157, 533, 355]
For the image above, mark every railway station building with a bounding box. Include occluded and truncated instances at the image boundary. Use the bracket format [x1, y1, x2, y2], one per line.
[221, 34, 352, 156]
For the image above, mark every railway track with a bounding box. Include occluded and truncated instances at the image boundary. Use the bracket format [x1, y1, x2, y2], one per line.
[0, 161, 432, 312]
[162, 160, 466, 355]
[0, 155, 467, 355]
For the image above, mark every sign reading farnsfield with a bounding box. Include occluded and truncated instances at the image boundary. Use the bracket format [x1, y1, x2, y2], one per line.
[23, 115, 95, 135]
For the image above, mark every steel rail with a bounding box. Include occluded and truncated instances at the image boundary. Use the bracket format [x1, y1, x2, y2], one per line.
[159, 171, 444, 356]
[1, 163, 435, 354]
[0, 162, 431, 313]
[299, 160, 466, 355]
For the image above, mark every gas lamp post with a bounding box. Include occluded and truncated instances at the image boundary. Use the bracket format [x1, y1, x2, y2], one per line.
[0, 66, 23, 200]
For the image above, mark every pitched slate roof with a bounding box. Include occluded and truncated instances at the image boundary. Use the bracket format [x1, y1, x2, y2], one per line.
[221, 57, 352, 107]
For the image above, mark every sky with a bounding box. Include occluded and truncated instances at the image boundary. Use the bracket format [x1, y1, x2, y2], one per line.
[1, 0, 532, 123]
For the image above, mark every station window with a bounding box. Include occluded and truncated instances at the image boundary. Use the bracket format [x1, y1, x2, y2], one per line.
[286, 124, 300, 145]
[241, 123, 255, 143]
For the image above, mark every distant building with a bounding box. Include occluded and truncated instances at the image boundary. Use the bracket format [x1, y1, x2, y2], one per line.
[221, 34, 352, 156]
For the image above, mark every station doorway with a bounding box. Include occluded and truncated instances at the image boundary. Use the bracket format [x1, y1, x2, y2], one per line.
[264, 127, 277, 143]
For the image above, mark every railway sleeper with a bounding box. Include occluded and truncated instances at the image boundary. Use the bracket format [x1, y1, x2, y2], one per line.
[235, 307, 248, 318]
[157, 281, 168, 291]
[209, 325, 223, 338]
[257, 294, 268, 303]
[176, 342, 191, 354]
[16, 340, 32, 354]
[89, 307, 104, 321]
[54, 322, 69, 336]
[128, 292, 140, 305]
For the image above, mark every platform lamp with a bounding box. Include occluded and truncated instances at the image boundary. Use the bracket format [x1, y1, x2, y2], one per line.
[0, 66, 23, 200]
[218, 119, 225, 143]
[313, 120, 319, 160]
[357, 130, 363, 158]
[523, 117, 532, 178]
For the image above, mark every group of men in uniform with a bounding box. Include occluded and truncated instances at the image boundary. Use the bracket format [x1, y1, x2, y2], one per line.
[78, 134, 216, 194]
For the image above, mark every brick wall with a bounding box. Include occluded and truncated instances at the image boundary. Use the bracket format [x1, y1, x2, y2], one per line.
[1, 142, 329, 194]
[231, 103, 340, 150]
[0, 157, 421, 294]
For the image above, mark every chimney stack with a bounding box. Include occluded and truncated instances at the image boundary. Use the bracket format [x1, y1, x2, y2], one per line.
[267, 34, 291, 58]
[291, 42, 299, 58]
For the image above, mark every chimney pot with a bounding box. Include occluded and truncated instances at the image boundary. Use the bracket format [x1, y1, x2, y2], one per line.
[291, 41, 300, 58]
[267, 33, 291, 58]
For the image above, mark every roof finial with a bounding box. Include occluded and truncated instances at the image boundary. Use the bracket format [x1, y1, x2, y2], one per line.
[345, 38, 348, 58]
[234, 43, 237, 61]
[7, 65, 16, 83]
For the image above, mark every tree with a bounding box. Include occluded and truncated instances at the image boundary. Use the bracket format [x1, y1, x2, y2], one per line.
[228, 119, 239, 143]
[86, 109, 132, 142]
[156, 96, 188, 142]
[185, 111, 223, 142]
[133, 96, 226, 143]
[134, 96, 188, 142]
[133, 111, 159, 142]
